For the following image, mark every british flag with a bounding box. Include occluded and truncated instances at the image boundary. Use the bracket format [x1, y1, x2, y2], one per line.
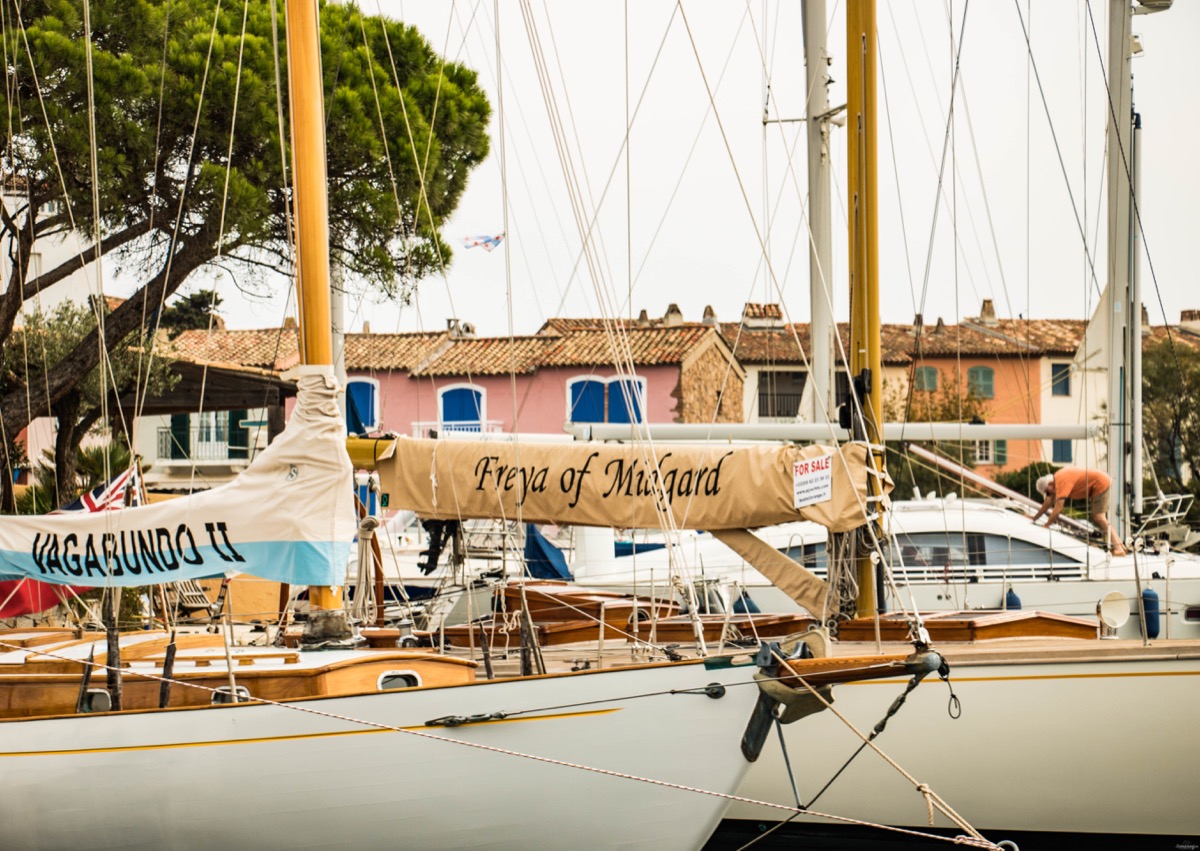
[462, 233, 505, 252]
[51, 465, 142, 514]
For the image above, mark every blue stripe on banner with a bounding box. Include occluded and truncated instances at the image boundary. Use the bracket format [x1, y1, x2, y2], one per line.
[0, 540, 351, 589]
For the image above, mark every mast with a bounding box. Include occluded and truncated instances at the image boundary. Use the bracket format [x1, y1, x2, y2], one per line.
[287, 0, 346, 624]
[803, 0, 834, 424]
[1105, 0, 1135, 540]
[846, 0, 882, 617]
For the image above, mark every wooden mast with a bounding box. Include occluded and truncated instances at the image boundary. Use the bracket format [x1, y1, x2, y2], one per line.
[846, 0, 883, 617]
[286, 0, 341, 615]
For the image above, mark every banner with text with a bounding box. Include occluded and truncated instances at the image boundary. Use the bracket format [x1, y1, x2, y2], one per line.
[379, 438, 889, 533]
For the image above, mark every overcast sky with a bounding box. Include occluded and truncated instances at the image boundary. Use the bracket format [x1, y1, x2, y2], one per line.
[183, 1, 1200, 339]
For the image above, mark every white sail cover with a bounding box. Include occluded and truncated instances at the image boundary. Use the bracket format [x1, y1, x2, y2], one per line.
[0, 370, 356, 588]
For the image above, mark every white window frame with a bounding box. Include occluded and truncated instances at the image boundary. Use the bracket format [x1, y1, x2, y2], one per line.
[346, 377, 382, 431]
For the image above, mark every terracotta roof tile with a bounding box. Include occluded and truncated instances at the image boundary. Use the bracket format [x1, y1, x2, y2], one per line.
[720, 322, 913, 365]
[539, 326, 718, 367]
[345, 332, 449, 371]
[168, 328, 301, 371]
[411, 336, 551, 376]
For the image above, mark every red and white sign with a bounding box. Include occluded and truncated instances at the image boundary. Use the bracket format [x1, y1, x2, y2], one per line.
[792, 453, 833, 509]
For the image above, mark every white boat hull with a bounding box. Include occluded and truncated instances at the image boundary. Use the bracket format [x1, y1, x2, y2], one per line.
[729, 642, 1200, 837]
[1, 657, 763, 850]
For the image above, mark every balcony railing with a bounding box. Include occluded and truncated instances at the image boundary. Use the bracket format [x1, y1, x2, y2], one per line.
[411, 420, 504, 438]
[156, 427, 254, 463]
[758, 392, 803, 419]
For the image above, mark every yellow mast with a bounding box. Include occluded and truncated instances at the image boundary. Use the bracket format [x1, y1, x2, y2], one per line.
[287, 0, 341, 613]
[846, 0, 883, 617]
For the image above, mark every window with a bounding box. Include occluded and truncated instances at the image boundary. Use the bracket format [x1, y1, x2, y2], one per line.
[567, 377, 606, 423]
[966, 366, 994, 399]
[567, 376, 646, 424]
[757, 371, 807, 418]
[378, 672, 421, 691]
[212, 685, 252, 705]
[1050, 363, 1071, 397]
[1052, 439, 1072, 463]
[914, 366, 938, 392]
[347, 378, 380, 433]
[974, 439, 1007, 466]
[439, 385, 485, 432]
[607, 377, 645, 424]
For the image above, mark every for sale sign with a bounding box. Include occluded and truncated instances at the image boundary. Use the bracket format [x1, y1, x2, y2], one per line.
[793, 453, 833, 509]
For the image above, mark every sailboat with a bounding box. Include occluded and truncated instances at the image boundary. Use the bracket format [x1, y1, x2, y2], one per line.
[0, 2, 942, 848]
[707, 0, 1200, 843]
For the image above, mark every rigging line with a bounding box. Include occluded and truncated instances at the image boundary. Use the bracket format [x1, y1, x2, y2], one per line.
[915, 2, 971, 323]
[537, 0, 621, 298]
[81, 0, 112, 485]
[141, 0, 250, 443]
[546, 2, 691, 321]
[134, 0, 174, 424]
[1011, 1, 1103, 304]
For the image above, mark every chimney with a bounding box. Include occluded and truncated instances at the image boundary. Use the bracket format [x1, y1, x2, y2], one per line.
[913, 313, 923, 327]
[636, 309, 650, 328]
[934, 317, 945, 333]
[1182, 309, 1200, 326]
[740, 302, 785, 329]
[1140, 305, 1149, 331]
[283, 316, 298, 329]
[447, 318, 461, 336]
[702, 305, 717, 326]
[979, 298, 997, 326]
[362, 320, 372, 334]
[664, 303, 683, 327]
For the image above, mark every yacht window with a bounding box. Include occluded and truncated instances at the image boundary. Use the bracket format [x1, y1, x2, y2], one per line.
[981, 534, 1079, 566]
[378, 671, 421, 691]
[781, 542, 827, 573]
[212, 685, 252, 705]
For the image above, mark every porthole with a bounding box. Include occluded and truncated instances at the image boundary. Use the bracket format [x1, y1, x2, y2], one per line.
[378, 671, 421, 691]
[211, 685, 252, 705]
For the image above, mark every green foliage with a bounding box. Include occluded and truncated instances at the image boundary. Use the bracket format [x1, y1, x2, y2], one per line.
[1, 0, 491, 294]
[159, 289, 223, 337]
[1142, 340, 1200, 524]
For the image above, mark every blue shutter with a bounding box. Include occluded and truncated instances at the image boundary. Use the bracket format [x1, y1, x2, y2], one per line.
[568, 379, 605, 423]
[441, 387, 483, 430]
[608, 379, 643, 424]
[346, 381, 377, 433]
[994, 439, 1008, 465]
[1052, 439, 1072, 463]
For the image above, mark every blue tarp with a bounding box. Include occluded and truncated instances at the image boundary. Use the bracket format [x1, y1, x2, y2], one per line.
[613, 540, 667, 558]
[523, 524, 573, 580]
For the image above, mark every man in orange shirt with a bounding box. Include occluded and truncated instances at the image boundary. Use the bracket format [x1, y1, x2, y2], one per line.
[1032, 468, 1128, 556]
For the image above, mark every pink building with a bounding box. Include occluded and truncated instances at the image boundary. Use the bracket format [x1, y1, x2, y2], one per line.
[169, 310, 744, 439]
